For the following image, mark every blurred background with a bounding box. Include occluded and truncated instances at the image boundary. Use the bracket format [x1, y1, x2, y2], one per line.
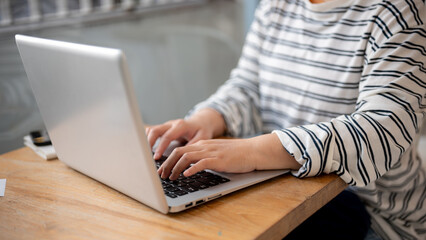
[0, 0, 424, 163]
[0, 0, 259, 154]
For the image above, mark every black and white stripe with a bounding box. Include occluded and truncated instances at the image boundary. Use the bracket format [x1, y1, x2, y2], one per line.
[190, 1, 425, 239]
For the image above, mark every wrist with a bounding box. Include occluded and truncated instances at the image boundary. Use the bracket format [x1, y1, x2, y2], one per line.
[249, 134, 300, 171]
[188, 108, 226, 137]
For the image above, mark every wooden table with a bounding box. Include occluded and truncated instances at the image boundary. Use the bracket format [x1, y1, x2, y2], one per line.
[0, 147, 347, 240]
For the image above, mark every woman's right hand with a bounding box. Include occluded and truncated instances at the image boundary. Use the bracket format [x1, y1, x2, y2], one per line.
[145, 108, 226, 160]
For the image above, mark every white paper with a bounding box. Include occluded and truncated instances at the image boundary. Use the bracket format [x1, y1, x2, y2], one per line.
[0, 179, 6, 197]
[23, 135, 57, 160]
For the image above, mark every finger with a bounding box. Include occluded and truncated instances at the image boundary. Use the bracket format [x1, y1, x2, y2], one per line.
[186, 131, 208, 145]
[183, 158, 215, 177]
[154, 125, 187, 160]
[147, 124, 170, 150]
[145, 126, 151, 136]
[157, 166, 163, 176]
[160, 144, 202, 179]
[169, 151, 203, 180]
[160, 146, 186, 179]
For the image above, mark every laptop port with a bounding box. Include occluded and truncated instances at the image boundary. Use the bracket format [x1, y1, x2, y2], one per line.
[207, 194, 222, 201]
[185, 202, 193, 208]
[195, 199, 204, 205]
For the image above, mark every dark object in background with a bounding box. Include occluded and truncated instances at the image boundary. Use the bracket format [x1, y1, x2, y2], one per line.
[284, 190, 371, 240]
[30, 130, 52, 146]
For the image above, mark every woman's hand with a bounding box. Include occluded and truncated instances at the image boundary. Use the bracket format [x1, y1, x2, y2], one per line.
[146, 108, 226, 160]
[158, 133, 301, 180]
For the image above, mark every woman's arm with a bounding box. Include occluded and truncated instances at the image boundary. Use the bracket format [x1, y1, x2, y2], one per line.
[158, 133, 300, 181]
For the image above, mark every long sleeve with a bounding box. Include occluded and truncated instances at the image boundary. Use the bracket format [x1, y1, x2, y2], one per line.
[187, 1, 425, 239]
[273, 7, 425, 187]
[188, 0, 272, 137]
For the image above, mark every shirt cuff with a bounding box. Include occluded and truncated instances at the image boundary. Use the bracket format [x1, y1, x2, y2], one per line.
[272, 126, 335, 178]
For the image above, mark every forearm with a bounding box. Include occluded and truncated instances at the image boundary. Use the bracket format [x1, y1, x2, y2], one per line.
[250, 133, 301, 171]
[189, 111, 300, 171]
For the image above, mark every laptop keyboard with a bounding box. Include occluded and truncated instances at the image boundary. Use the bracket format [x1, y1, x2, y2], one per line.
[155, 156, 230, 198]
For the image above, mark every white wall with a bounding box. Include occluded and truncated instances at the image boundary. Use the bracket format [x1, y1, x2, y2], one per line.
[0, 1, 248, 153]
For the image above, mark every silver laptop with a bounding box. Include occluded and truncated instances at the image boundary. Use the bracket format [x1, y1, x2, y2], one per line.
[16, 34, 288, 213]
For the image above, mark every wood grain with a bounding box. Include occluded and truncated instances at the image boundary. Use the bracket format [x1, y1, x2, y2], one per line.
[0, 147, 346, 240]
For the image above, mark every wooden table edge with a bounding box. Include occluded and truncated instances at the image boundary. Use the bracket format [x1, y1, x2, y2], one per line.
[0, 147, 348, 240]
[255, 175, 347, 240]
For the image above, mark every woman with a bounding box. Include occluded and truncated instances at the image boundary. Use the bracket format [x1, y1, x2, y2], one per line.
[147, 0, 426, 239]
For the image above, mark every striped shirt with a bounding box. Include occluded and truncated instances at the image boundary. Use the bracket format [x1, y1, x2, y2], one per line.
[189, 0, 426, 239]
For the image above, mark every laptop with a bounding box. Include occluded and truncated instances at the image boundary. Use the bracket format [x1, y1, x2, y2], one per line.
[15, 34, 288, 213]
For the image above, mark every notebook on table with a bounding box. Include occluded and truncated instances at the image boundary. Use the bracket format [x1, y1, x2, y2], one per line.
[15, 35, 288, 213]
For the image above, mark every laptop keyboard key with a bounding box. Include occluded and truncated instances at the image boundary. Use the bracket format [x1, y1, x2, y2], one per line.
[174, 190, 188, 196]
[180, 186, 197, 193]
[154, 154, 231, 198]
[176, 182, 187, 187]
[189, 181, 202, 189]
[219, 178, 230, 183]
[183, 179, 195, 184]
[207, 181, 220, 186]
[165, 187, 179, 192]
[166, 193, 178, 198]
